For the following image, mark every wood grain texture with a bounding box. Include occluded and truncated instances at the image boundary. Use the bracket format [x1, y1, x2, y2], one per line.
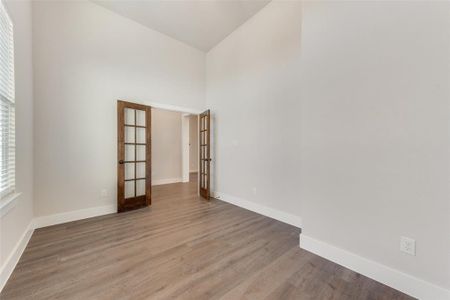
[1, 175, 414, 300]
[117, 100, 152, 212]
[199, 109, 210, 200]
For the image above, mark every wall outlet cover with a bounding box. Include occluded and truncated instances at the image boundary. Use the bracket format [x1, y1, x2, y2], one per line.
[400, 236, 416, 256]
[252, 187, 257, 195]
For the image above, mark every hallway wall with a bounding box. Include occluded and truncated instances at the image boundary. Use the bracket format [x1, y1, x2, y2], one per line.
[189, 115, 198, 173]
[151, 109, 182, 185]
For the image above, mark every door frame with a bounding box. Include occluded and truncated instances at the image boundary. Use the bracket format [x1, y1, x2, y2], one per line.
[117, 99, 209, 210]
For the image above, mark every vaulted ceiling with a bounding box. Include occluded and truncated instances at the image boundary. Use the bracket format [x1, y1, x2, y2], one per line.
[92, 0, 271, 52]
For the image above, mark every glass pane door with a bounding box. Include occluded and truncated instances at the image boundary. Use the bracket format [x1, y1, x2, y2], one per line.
[117, 101, 151, 212]
[199, 110, 210, 200]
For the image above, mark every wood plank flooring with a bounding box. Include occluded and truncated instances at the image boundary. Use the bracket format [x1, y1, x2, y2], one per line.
[1, 175, 414, 299]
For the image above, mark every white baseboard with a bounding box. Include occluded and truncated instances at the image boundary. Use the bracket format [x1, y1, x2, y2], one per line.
[152, 177, 183, 186]
[212, 192, 302, 228]
[300, 234, 450, 300]
[33, 205, 116, 229]
[0, 221, 34, 292]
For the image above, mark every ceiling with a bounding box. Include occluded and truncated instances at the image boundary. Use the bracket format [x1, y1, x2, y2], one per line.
[92, 0, 271, 52]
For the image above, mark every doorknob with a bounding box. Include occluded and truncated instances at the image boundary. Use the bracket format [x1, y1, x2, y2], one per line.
[119, 160, 124, 164]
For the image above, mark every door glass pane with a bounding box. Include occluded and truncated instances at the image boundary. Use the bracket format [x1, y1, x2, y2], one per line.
[125, 145, 135, 161]
[125, 163, 135, 180]
[136, 145, 145, 161]
[136, 179, 145, 196]
[125, 108, 135, 125]
[136, 128, 146, 144]
[125, 181, 135, 198]
[125, 126, 135, 143]
[136, 162, 145, 178]
[136, 110, 146, 126]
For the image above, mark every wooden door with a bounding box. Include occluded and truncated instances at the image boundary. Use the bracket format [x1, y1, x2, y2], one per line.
[199, 110, 211, 200]
[117, 100, 151, 212]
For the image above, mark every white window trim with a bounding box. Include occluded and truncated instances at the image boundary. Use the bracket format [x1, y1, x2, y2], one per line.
[0, 192, 21, 217]
[0, 0, 17, 206]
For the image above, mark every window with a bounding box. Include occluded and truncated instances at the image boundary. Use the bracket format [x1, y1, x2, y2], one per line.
[0, 1, 15, 199]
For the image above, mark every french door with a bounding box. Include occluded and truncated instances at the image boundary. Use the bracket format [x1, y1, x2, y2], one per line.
[199, 110, 211, 200]
[117, 100, 151, 212]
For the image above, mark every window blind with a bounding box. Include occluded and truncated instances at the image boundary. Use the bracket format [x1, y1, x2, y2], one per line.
[0, 2, 15, 199]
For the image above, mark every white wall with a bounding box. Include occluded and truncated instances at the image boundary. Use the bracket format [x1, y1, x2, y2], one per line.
[189, 115, 198, 173]
[151, 109, 182, 184]
[206, 0, 302, 219]
[181, 114, 190, 183]
[299, 1, 450, 291]
[207, 0, 450, 295]
[32, 1, 205, 216]
[0, 0, 34, 284]
[5, 0, 447, 296]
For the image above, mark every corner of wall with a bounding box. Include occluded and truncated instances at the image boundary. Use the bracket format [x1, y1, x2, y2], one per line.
[213, 191, 302, 229]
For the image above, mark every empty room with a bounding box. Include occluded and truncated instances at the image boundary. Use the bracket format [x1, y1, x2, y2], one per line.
[0, 0, 449, 299]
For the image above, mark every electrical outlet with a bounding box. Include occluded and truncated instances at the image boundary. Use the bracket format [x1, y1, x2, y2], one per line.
[100, 189, 108, 197]
[400, 236, 416, 256]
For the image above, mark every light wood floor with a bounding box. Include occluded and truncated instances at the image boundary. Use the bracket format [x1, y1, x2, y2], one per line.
[1, 176, 413, 299]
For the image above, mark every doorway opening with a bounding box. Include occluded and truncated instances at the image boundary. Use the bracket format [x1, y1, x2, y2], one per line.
[151, 108, 198, 186]
[117, 100, 210, 212]
[187, 114, 199, 183]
